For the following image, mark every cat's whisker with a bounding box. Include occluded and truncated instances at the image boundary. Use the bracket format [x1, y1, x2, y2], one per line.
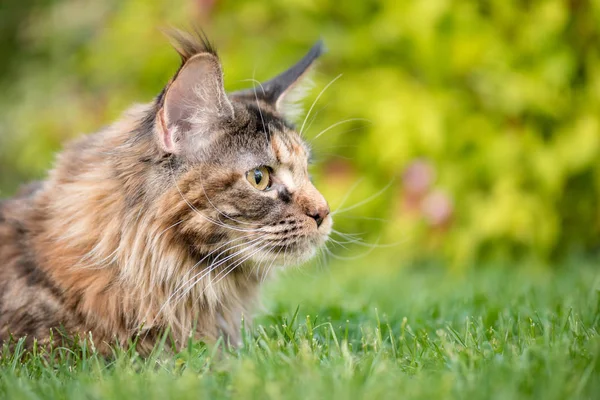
[333, 228, 403, 250]
[313, 144, 359, 151]
[311, 118, 371, 141]
[239, 78, 267, 96]
[250, 241, 272, 277]
[252, 239, 285, 274]
[328, 231, 370, 249]
[317, 245, 329, 270]
[199, 236, 267, 274]
[303, 103, 330, 136]
[155, 235, 267, 320]
[311, 153, 355, 163]
[202, 235, 265, 263]
[180, 235, 259, 281]
[331, 230, 367, 244]
[209, 242, 269, 286]
[299, 74, 343, 136]
[242, 77, 269, 142]
[327, 238, 357, 249]
[332, 228, 365, 237]
[323, 242, 379, 261]
[203, 241, 273, 297]
[170, 243, 267, 313]
[76, 247, 119, 270]
[282, 241, 290, 268]
[256, 244, 276, 283]
[143, 220, 188, 263]
[156, 219, 186, 239]
[256, 245, 275, 277]
[310, 127, 370, 156]
[261, 244, 284, 284]
[333, 215, 389, 223]
[331, 177, 364, 215]
[169, 235, 268, 306]
[263, 255, 279, 283]
[331, 229, 366, 241]
[331, 179, 395, 216]
[177, 236, 272, 301]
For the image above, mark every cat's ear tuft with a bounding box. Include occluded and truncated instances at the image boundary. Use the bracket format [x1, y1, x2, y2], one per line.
[232, 40, 325, 122]
[157, 52, 233, 154]
[164, 28, 218, 62]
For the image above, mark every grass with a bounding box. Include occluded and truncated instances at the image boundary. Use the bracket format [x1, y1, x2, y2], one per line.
[0, 258, 598, 399]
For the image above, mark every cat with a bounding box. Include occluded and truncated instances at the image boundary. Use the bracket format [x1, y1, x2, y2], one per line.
[0, 30, 332, 355]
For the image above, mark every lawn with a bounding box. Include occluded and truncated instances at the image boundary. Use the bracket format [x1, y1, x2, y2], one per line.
[1, 258, 598, 400]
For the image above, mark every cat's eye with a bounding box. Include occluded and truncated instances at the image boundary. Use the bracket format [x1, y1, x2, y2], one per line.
[246, 166, 271, 191]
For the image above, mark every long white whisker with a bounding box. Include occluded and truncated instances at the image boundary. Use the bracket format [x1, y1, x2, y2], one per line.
[327, 238, 356, 249]
[333, 215, 389, 222]
[317, 245, 329, 270]
[332, 178, 364, 214]
[311, 118, 370, 141]
[262, 244, 284, 284]
[332, 229, 404, 249]
[303, 103, 330, 136]
[155, 235, 268, 320]
[332, 180, 395, 216]
[250, 242, 273, 277]
[169, 235, 268, 305]
[76, 247, 119, 270]
[299, 74, 343, 136]
[156, 219, 185, 238]
[323, 242, 379, 261]
[171, 239, 269, 311]
[203, 241, 272, 295]
[242, 77, 268, 142]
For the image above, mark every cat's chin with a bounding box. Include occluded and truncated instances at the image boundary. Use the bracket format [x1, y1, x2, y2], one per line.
[250, 245, 319, 270]
[249, 234, 330, 270]
[245, 216, 332, 270]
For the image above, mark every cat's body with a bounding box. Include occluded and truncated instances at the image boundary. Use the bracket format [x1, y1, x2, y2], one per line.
[0, 32, 331, 354]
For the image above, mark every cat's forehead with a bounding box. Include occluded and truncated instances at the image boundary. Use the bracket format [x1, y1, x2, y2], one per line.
[208, 101, 309, 169]
[270, 128, 309, 166]
[241, 101, 308, 158]
[245, 103, 310, 167]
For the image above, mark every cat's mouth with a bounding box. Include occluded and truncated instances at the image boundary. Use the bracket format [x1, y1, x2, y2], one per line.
[246, 215, 332, 268]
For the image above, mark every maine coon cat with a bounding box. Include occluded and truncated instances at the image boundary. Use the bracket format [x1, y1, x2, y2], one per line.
[0, 30, 332, 354]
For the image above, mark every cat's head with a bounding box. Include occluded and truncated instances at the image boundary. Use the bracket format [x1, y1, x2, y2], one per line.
[154, 31, 331, 269]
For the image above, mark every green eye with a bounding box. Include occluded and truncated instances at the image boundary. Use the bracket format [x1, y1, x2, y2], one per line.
[246, 166, 271, 191]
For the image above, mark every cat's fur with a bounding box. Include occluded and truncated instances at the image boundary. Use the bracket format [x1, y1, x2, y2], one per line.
[0, 31, 331, 354]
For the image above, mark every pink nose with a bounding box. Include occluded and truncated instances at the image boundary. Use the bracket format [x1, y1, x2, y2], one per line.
[307, 205, 330, 227]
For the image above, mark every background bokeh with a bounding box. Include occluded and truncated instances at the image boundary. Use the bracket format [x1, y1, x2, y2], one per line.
[1, 0, 599, 266]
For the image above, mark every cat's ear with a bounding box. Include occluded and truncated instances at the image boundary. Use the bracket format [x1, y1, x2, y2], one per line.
[232, 40, 325, 121]
[157, 51, 233, 154]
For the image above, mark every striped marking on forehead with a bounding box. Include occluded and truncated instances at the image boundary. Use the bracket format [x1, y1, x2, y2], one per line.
[270, 132, 307, 165]
[271, 132, 309, 193]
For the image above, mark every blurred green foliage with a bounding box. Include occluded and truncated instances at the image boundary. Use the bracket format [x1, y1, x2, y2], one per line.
[1, 0, 599, 265]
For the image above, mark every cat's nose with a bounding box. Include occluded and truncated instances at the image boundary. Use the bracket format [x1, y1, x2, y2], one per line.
[297, 182, 330, 228]
[307, 205, 330, 228]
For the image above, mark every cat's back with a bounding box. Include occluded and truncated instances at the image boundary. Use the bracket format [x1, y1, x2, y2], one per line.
[0, 183, 68, 343]
[0, 182, 41, 269]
